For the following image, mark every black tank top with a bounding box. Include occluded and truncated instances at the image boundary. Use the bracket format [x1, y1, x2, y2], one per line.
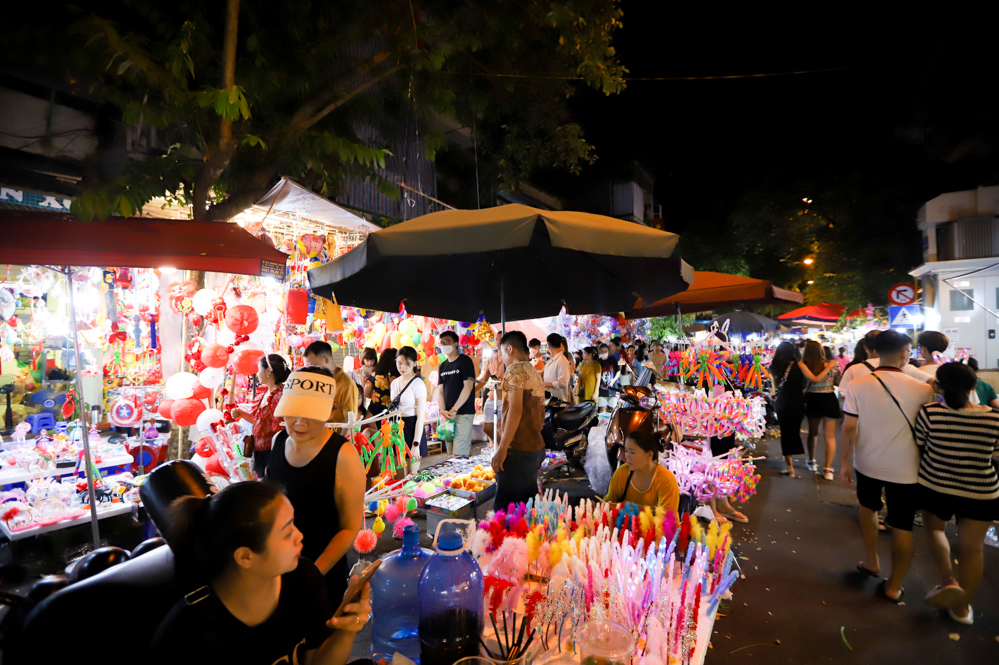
[266, 430, 349, 600]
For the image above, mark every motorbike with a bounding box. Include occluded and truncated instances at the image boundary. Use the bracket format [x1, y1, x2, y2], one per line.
[537, 398, 599, 504]
[538, 385, 671, 505]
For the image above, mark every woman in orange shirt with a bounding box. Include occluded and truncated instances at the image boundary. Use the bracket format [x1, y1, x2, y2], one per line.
[604, 430, 680, 513]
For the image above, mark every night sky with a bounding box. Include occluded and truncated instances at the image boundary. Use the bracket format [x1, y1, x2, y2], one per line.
[570, 6, 996, 230]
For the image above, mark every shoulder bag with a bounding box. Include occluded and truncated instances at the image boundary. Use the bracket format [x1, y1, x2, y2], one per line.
[867, 369, 916, 440]
[388, 376, 420, 414]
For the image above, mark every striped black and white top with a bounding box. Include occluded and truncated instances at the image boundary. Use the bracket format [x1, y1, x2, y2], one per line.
[914, 403, 999, 500]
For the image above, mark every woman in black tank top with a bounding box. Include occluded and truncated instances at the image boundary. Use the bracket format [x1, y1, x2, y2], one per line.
[266, 367, 366, 607]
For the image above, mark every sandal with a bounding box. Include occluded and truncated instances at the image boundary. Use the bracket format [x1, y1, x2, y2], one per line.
[925, 583, 967, 610]
[876, 579, 904, 604]
[823, 467, 834, 481]
[720, 510, 749, 523]
[780, 467, 796, 478]
[856, 563, 880, 577]
[711, 512, 731, 526]
[948, 605, 974, 625]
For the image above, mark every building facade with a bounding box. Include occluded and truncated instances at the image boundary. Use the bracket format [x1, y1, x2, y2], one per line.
[911, 185, 999, 367]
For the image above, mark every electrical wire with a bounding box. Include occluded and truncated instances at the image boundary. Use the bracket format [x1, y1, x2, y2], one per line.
[447, 64, 861, 82]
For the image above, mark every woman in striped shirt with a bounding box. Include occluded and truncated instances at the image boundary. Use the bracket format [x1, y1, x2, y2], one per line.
[914, 362, 999, 625]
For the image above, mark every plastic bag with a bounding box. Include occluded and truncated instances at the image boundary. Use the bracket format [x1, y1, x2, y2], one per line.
[584, 420, 613, 496]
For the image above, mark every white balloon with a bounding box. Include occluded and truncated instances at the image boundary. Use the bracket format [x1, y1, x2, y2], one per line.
[199, 366, 226, 389]
[239, 341, 261, 351]
[196, 408, 224, 432]
[191, 289, 216, 316]
[0, 288, 16, 320]
[164, 372, 200, 399]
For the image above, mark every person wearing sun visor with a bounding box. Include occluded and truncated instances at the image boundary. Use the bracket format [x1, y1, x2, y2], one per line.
[265, 367, 366, 608]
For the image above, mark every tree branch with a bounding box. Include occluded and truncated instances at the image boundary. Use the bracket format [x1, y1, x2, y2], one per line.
[302, 64, 403, 128]
[205, 163, 279, 221]
[192, 0, 240, 217]
[289, 49, 396, 129]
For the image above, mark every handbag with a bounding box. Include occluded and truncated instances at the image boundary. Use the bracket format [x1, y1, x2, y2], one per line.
[242, 434, 256, 457]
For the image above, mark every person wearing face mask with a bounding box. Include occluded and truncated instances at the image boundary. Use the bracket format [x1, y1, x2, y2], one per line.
[492, 331, 547, 509]
[265, 367, 366, 610]
[237, 354, 291, 478]
[434, 330, 476, 457]
[597, 343, 620, 414]
[150, 482, 371, 665]
[391, 346, 429, 460]
[528, 338, 545, 372]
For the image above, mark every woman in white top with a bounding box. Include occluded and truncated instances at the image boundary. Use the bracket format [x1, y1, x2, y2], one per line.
[543, 333, 573, 404]
[391, 347, 428, 464]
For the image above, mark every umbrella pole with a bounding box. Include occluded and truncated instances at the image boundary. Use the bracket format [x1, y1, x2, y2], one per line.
[66, 266, 101, 549]
[500, 272, 506, 336]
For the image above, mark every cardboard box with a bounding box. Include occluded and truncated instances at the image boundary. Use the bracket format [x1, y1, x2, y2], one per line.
[448, 480, 496, 502]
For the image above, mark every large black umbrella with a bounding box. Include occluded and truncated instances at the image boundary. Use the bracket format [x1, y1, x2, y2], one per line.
[308, 204, 693, 324]
[711, 311, 781, 335]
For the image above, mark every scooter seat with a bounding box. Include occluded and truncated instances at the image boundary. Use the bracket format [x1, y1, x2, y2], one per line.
[553, 401, 596, 431]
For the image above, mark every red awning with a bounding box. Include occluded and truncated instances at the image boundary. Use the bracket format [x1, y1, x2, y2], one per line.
[777, 302, 846, 324]
[625, 271, 802, 318]
[0, 211, 287, 277]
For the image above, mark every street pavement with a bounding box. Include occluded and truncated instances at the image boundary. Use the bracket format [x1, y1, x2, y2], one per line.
[708, 430, 999, 664]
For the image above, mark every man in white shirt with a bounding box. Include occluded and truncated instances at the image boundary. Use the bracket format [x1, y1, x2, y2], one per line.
[840, 330, 932, 397]
[841, 331, 935, 603]
[916, 330, 949, 378]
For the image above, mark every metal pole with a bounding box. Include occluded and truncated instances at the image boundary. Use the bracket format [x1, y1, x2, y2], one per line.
[66, 266, 101, 548]
[500, 271, 506, 336]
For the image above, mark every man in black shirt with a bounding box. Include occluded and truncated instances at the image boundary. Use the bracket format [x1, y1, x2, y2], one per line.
[433, 330, 476, 456]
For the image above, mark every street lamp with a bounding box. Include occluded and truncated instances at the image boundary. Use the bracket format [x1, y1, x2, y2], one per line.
[807, 280, 814, 285]
[803, 258, 814, 265]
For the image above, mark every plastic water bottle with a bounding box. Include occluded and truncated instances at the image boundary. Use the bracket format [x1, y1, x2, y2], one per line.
[370, 524, 432, 662]
[417, 531, 484, 664]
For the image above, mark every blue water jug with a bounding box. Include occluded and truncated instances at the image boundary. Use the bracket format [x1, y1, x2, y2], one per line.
[371, 524, 432, 661]
[417, 530, 484, 664]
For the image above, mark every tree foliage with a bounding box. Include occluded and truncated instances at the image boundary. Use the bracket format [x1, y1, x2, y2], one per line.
[11, 0, 627, 221]
[728, 171, 924, 309]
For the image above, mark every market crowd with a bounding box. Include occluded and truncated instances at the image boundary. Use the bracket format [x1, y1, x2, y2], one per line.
[771, 329, 999, 626]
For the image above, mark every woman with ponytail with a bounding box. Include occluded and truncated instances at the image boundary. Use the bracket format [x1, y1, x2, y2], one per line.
[238, 354, 292, 477]
[914, 362, 999, 624]
[151, 482, 370, 664]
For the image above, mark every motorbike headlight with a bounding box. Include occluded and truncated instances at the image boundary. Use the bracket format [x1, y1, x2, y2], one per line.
[639, 396, 655, 409]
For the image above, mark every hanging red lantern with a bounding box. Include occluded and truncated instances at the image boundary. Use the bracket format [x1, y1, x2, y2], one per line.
[225, 305, 259, 336]
[285, 289, 309, 325]
[156, 399, 175, 419]
[205, 455, 226, 477]
[171, 398, 206, 427]
[232, 349, 264, 375]
[201, 343, 230, 369]
[195, 437, 214, 457]
[191, 381, 211, 400]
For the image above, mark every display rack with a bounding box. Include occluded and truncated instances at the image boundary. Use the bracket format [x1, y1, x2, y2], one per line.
[0, 503, 134, 541]
[0, 455, 134, 488]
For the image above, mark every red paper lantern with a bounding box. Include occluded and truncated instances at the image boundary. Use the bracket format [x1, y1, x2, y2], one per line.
[201, 343, 230, 369]
[205, 455, 226, 477]
[157, 399, 175, 419]
[191, 381, 211, 400]
[232, 349, 264, 375]
[195, 437, 214, 457]
[285, 289, 309, 325]
[225, 305, 259, 336]
[171, 398, 206, 427]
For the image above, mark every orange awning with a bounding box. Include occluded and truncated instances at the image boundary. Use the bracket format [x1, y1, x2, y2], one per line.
[624, 271, 802, 319]
[777, 302, 846, 325]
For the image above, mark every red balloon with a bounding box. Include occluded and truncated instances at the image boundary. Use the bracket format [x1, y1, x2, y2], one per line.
[201, 343, 230, 369]
[157, 399, 175, 419]
[195, 437, 214, 458]
[225, 305, 259, 336]
[191, 381, 211, 400]
[232, 349, 264, 375]
[171, 398, 206, 427]
[205, 455, 226, 477]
